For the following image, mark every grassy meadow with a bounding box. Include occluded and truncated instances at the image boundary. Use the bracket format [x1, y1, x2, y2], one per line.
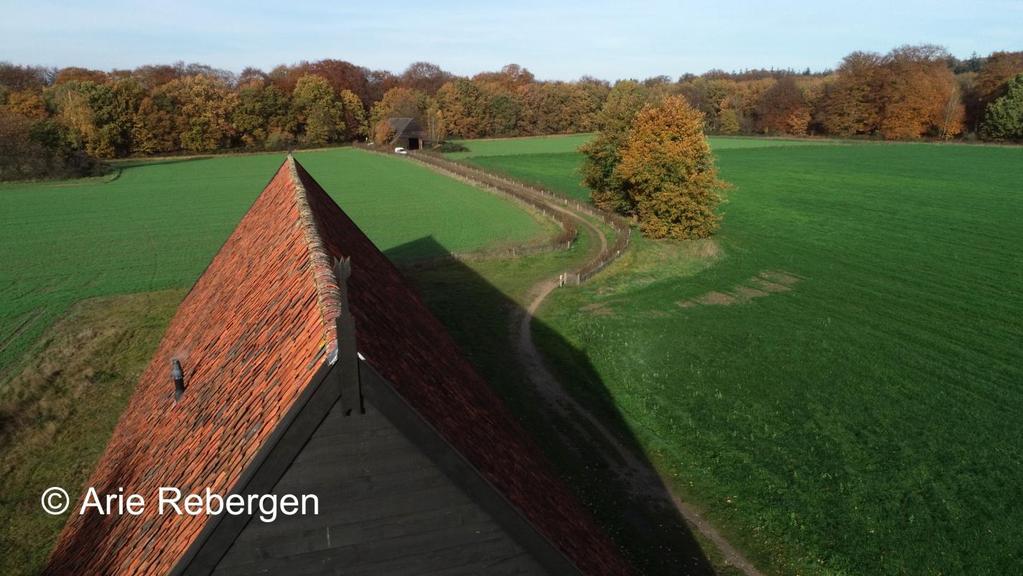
[0, 290, 184, 574]
[4, 132, 1022, 575]
[0, 148, 545, 378]
[455, 134, 828, 203]
[450, 135, 1023, 574]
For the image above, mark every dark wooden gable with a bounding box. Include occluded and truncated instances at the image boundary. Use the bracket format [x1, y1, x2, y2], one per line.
[211, 387, 550, 575]
[173, 357, 580, 576]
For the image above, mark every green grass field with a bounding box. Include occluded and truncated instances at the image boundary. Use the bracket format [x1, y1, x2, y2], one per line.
[447, 132, 595, 158]
[0, 148, 544, 378]
[452, 134, 829, 203]
[456, 135, 1023, 574]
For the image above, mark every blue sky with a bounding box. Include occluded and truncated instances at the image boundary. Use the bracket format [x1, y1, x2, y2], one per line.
[2, 0, 1020, 80]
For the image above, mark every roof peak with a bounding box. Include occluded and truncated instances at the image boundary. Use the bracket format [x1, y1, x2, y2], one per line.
[285, 156, 342, 357]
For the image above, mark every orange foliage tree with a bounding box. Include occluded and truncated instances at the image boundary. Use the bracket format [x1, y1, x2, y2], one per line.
[818, 52, 885, 136]
[818, 46, 964, 139]
[614, 96, 724, 239]
[435, 79, 489, 138]
[877, 45, 963, 140]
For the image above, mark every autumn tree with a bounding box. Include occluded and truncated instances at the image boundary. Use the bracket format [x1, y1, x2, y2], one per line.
[480, 81, 521, 136]
[53, 67, 108, 85]
[516, 81, 599, 135]
[817, 52, 885, 136]
[338, 89, 368, 140]
[372, 119, 395, 146]
[877, 45, 963, 139]
[755, 76, 810, 135]
[365, 69, 400, 103]
[817, 46, 964, 139]
[726, 78, 776, 133]
[177, 76, 238, 152]
[134, 75, 237, 153]
[48, 82, 101, 153]
[233, 81, 294, 148]
[132, 93, 177, 154]
[980, 73, 1023, 140]
[574, 77, 613, 131]
[436, 87, 476, 137]
[435, 79, 489, 138]
[4, 89, 47, 120]
[291, 74, 344, 145]
[0, 63, 51, 91]
[131, 64, 183, 89]
[579, 80, 651, 212]
[473, 64, 534, 89]
[237, 67, 269, 86]
[678, 77, 735, 132]
[399, 62, 453, 95]
[269, 59, 372, 106]
[614, 96, 724, 239]
[717, 106, 741, 134]
[46, 78, 145, 158]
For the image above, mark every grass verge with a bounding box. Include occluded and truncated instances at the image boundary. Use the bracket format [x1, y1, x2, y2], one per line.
[0, 290, 184, 575]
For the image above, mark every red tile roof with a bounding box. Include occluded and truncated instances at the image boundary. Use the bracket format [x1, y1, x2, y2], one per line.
[46, 156, 632, 575]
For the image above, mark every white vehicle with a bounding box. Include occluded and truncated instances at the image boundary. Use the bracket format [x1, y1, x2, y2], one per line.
[394, 147, 408, 155]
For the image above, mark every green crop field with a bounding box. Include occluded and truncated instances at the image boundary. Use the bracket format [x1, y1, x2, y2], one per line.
[0, 148, 544, 377]
[455, 135, 1023, 575]
[452, 134, 828, 203]
[447, 132, 595, 159]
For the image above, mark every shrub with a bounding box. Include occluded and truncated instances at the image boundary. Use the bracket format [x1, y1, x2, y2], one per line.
[434, 141, 468, 153]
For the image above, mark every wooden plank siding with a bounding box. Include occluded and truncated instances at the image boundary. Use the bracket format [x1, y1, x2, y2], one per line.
[212, 397, 548, 575]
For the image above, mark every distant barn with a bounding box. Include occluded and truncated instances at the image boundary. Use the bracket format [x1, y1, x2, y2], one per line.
[386, 117, 427, 150]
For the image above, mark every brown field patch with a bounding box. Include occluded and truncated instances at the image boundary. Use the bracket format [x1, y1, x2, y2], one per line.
[695, 291, 737, 306]
[677, 270, 803, 308]
[733, 285, 769, 300]
[760, 270, 801, 286]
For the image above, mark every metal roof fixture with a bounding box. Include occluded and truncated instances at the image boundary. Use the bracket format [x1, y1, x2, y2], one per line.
[172, 359, 185, 401]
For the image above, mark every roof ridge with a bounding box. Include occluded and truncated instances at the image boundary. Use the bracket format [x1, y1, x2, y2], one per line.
[287, 154, 341, 356]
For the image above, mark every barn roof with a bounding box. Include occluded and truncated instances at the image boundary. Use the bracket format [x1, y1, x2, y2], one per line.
[45, 155, 633, 575]
[387, 116, 425, 139]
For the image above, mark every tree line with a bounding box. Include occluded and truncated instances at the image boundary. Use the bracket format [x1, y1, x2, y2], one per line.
[2, 46, 1022, 180]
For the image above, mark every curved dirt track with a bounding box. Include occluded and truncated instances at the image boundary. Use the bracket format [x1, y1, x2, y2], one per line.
[406, 151, 763, 576]
[511, 225, 765, 576]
